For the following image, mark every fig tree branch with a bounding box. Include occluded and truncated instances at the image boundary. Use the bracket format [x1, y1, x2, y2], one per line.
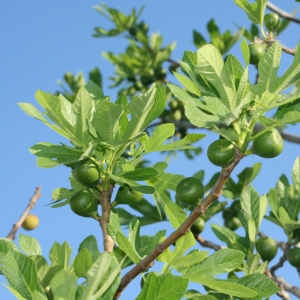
[275, 276, 300, 299]
[270, 242, 289, 275]
[113, 149, 244, 299]
[6, 186, 42, 240]
[265, 269, 291, 300]
[195, 234, 223, 251]
[267, 2, 300, 25]
[99, 183, 114, 252]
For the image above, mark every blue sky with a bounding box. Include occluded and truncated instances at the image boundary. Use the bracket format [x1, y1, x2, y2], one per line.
[1, 1, 300, 299]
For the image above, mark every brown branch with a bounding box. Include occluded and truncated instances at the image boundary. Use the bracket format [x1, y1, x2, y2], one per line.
[113, 149, 244, 299]
[195, 234, 224, 251]
[275, 276, 300, 299]
[270, 243, 290, 275]
[99, 183, 114, 252]
[6, 186, 42, 240]
[265, 269, 291, 300]
[267, 2, 300, 25]
[266, 40, 295, 56]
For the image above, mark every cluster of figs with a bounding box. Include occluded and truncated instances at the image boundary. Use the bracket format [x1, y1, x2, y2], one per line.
[69, 159, 143, 219]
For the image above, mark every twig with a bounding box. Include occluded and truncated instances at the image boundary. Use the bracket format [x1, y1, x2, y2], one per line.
[6, 186, 42, 240]
[195, 234, 223, 251]
[99, 183, 114, 252]
[113, 149, 244, 299]
[265, 269, 291, 300]
[266, 40, 295, 56]
[270, 253, 288, 275]
[275, 276, 300, 299]
[270, 243, 289, 275]
[267, 2, 300, 25]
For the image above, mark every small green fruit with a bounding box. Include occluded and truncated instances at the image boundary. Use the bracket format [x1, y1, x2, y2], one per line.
[287, 248, 300, 267]
[176, 177, 204, 206]
[264, 13, 280, 31]
[224, 216, 242, 231]
[222, 208, 233, 220]
[113, 185, 143, 206]
[248, 43, 266, 65]
[255, 237, 278, 262]
[252, 128, 283, 158]
[191, 217, 205, 235]
[69, 189, 99, 218]
[207, 140, 235, 167]
[73, 159, 100, 186]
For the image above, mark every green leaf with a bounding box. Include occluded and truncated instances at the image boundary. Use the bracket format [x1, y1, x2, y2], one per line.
[234, 0, 268, 24]
[30, 255, 49, 287]
[252, 43, 300, 107]
[183, 249, 244, 280]
[85, 80, 104, 101]
[122, 85, 166, 140]
[292, 157, 300, 194]
[110, 174, 155, 194]
[30, 142, 83, 165]
[211, 224, 249, 254]
[240, 186, 260, 233]
[81, 252, 121, 300]
[116, 231, 141, 264]
[173, 72, 201, 96]
[49, 241, 72, 269]
[244, 253, 266, 275]
[228, 273, 279, 299]
[50, 269, 77, 300]
[78, 235, 101, 263]
[52, 187, 73, 201]
[141, 123, 205, 153]
[171, 249, 208, 274]
[19, 234, 42, 256]
[114, 198, 167, 227]
[148, 162, 188, 228]
[158, 233, 197, 272]
[136, 272, 189, 300]
[74, 248, 93, 278]
[168, 83, 223, 128]
[198, 277, 258, 298]
[72, 87, 94, 147]
[92, 101, 123, 146]
[3, 250, 44, 299]
[184, 291, 218, 300]
[32, 291, 48, 300]
[35, 91, 81, 144]
[18, 102, 75, 142]
[195, 45, 235, 109]
[121, 167, 159, 181]
[0, 238, 20, 272]
[36, 157, 60, 168]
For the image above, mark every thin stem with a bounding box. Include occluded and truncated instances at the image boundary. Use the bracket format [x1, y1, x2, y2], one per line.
[195, 235, 223, 251]
[265, 269, 291, 300]
[6, 186, 42, 240]
[99, 183, 114, 252]
[113, 149, 244, 299]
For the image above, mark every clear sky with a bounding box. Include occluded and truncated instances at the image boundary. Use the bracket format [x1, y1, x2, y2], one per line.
[1, 1, 300, 299]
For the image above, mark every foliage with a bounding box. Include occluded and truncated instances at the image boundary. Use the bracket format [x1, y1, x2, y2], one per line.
[2, 0, 300, 299]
